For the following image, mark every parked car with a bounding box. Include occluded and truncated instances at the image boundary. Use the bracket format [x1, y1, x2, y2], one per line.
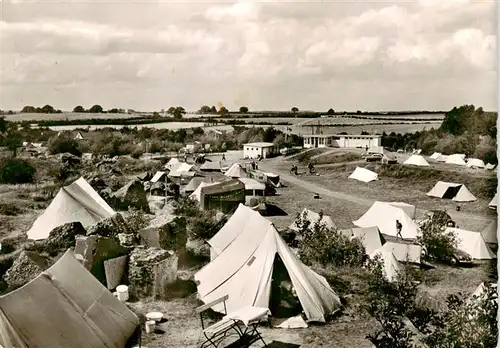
[382, 156, 398, 164]
[365, 153, 383, 162]
[421, 246, 473, 266]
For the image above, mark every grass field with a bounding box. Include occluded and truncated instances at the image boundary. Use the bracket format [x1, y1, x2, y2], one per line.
[4, 112, 144, 122]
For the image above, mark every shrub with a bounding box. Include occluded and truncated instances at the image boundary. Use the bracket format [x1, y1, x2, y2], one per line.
[173, 197, 226, 240]
[0, 158, 36, 184]
[0, 203, 22, 216]
[297, 211, 365, 267]
[417, 210, 458, 262]
[131, 148, 144, 159]
[48, 136, 82, 157]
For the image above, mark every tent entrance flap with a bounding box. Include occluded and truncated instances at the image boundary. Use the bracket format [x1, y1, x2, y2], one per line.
[270, 254, 303, 319]
[443, 186, 461, 199]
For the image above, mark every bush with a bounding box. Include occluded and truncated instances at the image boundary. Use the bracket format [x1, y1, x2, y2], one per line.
[173, 197, 226, 240]
[48, 136, 82, 157]
[0, 203, 22, 216]
[297, 211, 365, 267]
[0, 158, 36, 184]
[417, 210, 458, 262]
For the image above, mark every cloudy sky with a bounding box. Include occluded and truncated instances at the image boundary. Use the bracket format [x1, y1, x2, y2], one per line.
[1, 0, 497, 112]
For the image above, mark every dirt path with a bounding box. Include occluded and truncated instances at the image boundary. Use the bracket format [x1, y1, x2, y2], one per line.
[259, 160, 493, 225]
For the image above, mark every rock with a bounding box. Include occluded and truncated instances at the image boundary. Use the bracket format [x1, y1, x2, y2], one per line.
[103, 255, 128, 290]
[128, 246, 178, 300]
[4, 251, 50, 289]
[138, 215, 187, 251]
[118, 233, 136, 247]
[44, 222, 87, 252]
[112, 179, 150, 213]
[87, 213, 132, 239]
[74, 235, 129, 285]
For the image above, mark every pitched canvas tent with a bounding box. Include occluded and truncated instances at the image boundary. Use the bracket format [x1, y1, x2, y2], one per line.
[339, 226, 385, 255]
[369, 247, 401, 282]
[150, 171, 167, 183]
[481, 219, 497, 244]
[0, 250, 139, 348]
[225, 163, 249, 178]
[348, 167, 378, 183]
[387, 202, 416, 219]
[184, 177, 209, 194]
[164, 157, 180, 170]
[196, 206, 342, 322]
[191, 179, 246, 213]
[466, 158, 485, 168]
[379, 242, 422, 263]
[353, 201, 420, 240]
[190, 182, 217, 202]
[238, 177, 266, 196]
[168, 163, 194, 177]
[27, 177, 116, 241]
[445, 154, 467, 166]
[445, 227, 496, 259]
[288, 208, 337, 232]
[427, 181, 477, 202]
[485, 163, 497, 170]
[199, 161, 221, 172]
[436, 154, 449, 162]
[403, 155, 430, 166]
[430, 152, 441, 160]
[489, 192, 497, 210]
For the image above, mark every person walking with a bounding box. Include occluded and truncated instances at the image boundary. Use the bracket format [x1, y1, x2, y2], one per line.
[396, 220, 403, 240]
[221, 154, 226, 161]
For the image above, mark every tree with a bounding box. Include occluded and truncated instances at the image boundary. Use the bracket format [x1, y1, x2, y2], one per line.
[239, 106, 249, 113]
[0, 158, 36, 184]
[73, 105, 85, 112]
[21, 106, 36, 113]
[4, 132, 22, 157]
[417, 210, 458, 262]
[291, 107, 299, 114]
[41, 105, 56, 113]
[48, 136, 82, 157]
[89, 105, 104, 113]
[327, 108, 335, 115]
[210, 106, 217, 113]
[0, 117, 7, 133]
[218, 106, 229, 116]
[199, 105, 212, 114]
[167, 106, 186, 119]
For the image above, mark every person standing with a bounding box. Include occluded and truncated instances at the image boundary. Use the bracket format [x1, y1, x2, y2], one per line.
[396, 220, 403, 240]
[221, 154, 226, 161]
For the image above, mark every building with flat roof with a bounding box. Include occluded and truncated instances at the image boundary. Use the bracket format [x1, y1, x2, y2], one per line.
[243, 142, 278, 159]
[303, 134, 381, 149]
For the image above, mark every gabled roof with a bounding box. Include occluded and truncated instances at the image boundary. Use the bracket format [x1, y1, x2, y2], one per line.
[196, 205, 341, 323]
[27, 177, 116, 241]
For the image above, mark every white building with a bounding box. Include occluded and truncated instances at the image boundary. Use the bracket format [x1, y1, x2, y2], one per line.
[303, 134, 381, 149]
[243, 142, 278, 159]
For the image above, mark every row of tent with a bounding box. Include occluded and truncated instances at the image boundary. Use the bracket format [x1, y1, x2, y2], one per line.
[403, 153, 496, 169]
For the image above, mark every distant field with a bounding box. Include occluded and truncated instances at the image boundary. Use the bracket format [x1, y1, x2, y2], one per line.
[4, 112, 144, 122]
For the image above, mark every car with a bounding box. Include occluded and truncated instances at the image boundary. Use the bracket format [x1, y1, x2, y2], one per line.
[382, 156, 398, 164]
[421, 246, 473, 266]
[365, 153, 383, 162]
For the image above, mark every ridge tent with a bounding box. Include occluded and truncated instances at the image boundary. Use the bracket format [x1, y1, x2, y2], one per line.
[437, 154, 449, 162]
[164, 157, 180, 170]
[387, 202, 416, 219]
[485, 163, 497, 170]
[427, 181, 476, 202]
[193, 179, 245, 213]
[0, 250, 139, 348]
[369, 247, 400, 282]
[190, 182, 217, 202]
[489, 192, 497, 210]
[353, 201, 420, 240]
[403, 155, 430, 167]
[27, 177, 116, 241]
[481, 219, 497, 244]
[445, 154, 467, 166]
[238, 178, 266, 196]
[466, 158, 485, 169]
[379, 241, 422, 264]
[225, 163, 249, 178]
[150, 171, 167, 183]
[288, 208, 337, 232]
[184, 177, 209, 194]
[168, 163, 194, 178]
[430, 152, 441, 160]
[348, 167, 378, 183]
[199, 161, 221, 172]
[196, 208, 342, 323]
[339, 226, 385, 255]
[444, 227, 496, 259]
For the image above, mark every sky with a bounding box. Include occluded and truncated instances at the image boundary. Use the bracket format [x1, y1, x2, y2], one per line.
[0, 0, 498, 112]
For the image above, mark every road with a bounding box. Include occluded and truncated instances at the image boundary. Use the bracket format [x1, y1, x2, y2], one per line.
[258, 159, 494, 226]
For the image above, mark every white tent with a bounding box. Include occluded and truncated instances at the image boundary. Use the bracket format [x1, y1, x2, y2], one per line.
[27, 177, 116, 241]
[437, 154, 449, 162]
[164, 157, 180, 170]
[388, 202, 416, 219]
[481, 219, 497, 244]
[189, 182, 218, 202]
[379, 242, 422, 264]
[353, 201, 420, 240]
[445, 154, 467, 166]
[485, 163, 497, 170]
[427, 181, 476, 202]
[238, 178, 265, 194]
[369, 247, 401, 282]
[445, 227, 496, 259]
[168, 163, 194, 177]
[288, 208, 337, 232]
[150, 171, 167, 183]
[489, 192, 497, 210]
[348, 167, 378, 183]
[225, 163, 248, 178]
[466, 158, 485, 169]
[196, 207, 342, 323]
[403, 155, 430, 167]
[339, 226, 384, 255]
[430, 152, 442, 160]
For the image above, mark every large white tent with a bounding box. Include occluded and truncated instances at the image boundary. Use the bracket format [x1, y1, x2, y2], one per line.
[27, 177, 116, 241]
[403, 155, 430, 167]
[353, 201, 420, 240]
[481, 219, 497, 244]
[379, 242, 422, 263]
[225, 163, 249, 178]
[150, 171, 167, 183]
[387, 202, 417, 219]
[339, 226, 384, 255]
[196, 206, 342, 323]
[466, 158, 485, 169]
[288, 208, 337, 233]
[369, 247, 401, 282]
[168, 163, 194, 177]
[427, 181, 477, 202]
[164, 157, 180, 170]
[445, 227, 496, 259]
[437, 154, 449, 162]
[430, 152, 442, 160]
[445, 154, 467, 166]
[348, 167, 378, 183]
[489, 192, 497, 210]
[0, 250, 139, 348]
[485, 163, 497, 170]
